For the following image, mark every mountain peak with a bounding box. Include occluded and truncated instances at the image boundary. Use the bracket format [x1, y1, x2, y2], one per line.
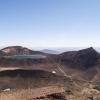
[1, 46, 46, 56]
[60, 47, 98, 69]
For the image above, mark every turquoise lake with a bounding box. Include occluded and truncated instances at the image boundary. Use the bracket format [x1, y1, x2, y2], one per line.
[10, 55, 46, 59]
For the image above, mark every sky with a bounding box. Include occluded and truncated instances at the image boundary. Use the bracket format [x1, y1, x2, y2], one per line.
[0, 0, 100, 48]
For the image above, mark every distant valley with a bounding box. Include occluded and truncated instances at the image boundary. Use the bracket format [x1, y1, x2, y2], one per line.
[40, 49, 60, 54]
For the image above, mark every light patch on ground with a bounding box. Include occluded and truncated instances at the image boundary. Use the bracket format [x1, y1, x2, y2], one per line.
[0, 67, 20, 71]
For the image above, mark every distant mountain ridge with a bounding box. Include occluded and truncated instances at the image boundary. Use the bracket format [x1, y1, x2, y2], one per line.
[40, 49, 60, 54]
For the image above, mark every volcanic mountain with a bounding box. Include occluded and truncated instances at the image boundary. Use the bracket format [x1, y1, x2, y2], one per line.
[53, 47, 100, 82]
[1, 46, 47, 56]
[59, 47, 99, 69]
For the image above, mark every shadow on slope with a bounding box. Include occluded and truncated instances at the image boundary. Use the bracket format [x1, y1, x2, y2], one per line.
[0, 69, 73, 91]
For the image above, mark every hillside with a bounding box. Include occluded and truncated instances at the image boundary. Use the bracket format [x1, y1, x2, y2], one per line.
[1, 46, 47, 56]
[0, 69, 73, 90]
[59, 47, 99, 69]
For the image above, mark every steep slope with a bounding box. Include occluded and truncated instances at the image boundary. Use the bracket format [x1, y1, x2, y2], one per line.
[59, 47, 98, 69]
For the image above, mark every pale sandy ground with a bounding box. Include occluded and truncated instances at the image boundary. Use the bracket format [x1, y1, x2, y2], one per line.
[0, 82, 100, 100]
[0, 86, 100, 100]
[0, 86, 65, 100]
[0, 67, 20, 71]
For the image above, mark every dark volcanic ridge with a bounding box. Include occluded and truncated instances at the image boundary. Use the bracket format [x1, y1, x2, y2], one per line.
[59, 47, 99, 69]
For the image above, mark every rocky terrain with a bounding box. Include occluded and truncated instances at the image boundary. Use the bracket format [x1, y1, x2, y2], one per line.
[0, 46, 100, 100]
[59, 47, 98, 69]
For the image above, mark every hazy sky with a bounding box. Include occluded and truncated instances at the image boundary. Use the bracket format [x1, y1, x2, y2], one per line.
[0, 0, 100, 47]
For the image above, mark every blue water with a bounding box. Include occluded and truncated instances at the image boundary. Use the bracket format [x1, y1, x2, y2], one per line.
[11, 55, 46, 59]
